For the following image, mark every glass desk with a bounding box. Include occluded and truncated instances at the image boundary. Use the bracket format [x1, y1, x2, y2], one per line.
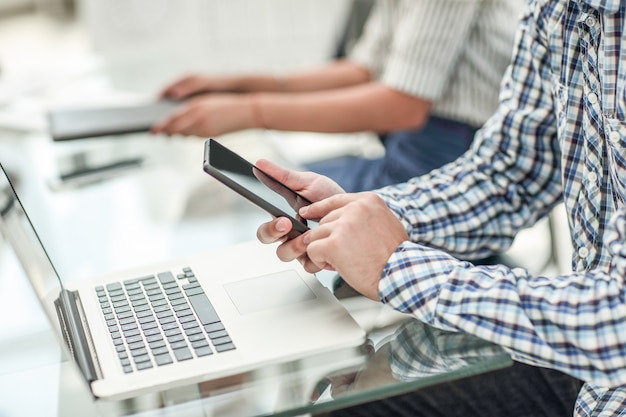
[94, 317, 511, 417]
[0, 131, 512, 417]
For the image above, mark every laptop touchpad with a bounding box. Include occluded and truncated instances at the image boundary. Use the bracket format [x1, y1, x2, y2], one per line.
[224, 270, 317, 315]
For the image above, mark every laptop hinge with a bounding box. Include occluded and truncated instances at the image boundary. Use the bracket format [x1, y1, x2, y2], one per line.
[55, 289, 102, 383]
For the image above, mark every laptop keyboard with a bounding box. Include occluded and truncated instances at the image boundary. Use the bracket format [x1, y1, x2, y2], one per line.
[95, 267, 236, 373]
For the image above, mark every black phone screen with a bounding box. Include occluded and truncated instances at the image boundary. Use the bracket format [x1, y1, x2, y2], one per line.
[202, 139, 312, 238]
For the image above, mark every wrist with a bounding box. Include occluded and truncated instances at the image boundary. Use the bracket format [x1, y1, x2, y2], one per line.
[249, 93, 266, 129]
[274, 75, 288, 92]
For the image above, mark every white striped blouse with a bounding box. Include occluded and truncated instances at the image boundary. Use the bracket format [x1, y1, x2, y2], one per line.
[349, 0, 525, 128]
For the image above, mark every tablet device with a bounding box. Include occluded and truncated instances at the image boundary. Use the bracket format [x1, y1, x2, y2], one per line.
[202, 138, 312, 239]
[47, 99, 180, 141]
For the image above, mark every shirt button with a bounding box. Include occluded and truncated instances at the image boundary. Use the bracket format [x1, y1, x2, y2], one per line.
[578, 247, 590, 259]
[588, 92, 598, 104]
[587, 172, 598, 183]
[609, 131, 621, 144]
[586, 15, 597, 27]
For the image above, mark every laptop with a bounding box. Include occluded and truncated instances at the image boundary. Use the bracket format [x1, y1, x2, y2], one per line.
[0, 165, 365, 400]
[47, 99, 180, 141]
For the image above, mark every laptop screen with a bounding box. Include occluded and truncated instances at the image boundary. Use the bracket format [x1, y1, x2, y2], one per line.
[0, 165, 65, 323]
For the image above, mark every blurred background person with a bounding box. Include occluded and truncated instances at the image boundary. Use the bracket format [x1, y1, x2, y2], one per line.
[151, 0, 524, 192]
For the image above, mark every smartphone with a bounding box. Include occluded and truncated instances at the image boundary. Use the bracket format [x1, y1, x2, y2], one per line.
[202, 139, 313, 239]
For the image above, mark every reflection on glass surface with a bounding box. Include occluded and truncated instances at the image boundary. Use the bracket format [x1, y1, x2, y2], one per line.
[304, 318, 510, 415]
[91, 317, 510, 417]
[389, 320, 507, 380]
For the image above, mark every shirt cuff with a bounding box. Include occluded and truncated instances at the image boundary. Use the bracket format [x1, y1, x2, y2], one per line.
[379, 241, 459, 321]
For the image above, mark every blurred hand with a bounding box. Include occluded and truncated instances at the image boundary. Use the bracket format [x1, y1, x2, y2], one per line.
[151, 94, 253, 138]
[159, 74, 231, 100]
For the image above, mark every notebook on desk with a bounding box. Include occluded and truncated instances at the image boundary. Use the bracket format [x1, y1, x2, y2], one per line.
[0, 165, 365, 401]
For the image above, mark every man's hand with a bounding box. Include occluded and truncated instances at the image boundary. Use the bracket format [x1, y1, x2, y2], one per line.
[255, 160, 345, 273]
[300, 193, 408, 300]
[255, 161, 408, 301]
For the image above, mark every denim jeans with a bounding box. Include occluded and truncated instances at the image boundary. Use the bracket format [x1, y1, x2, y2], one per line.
[305, 116, 477, 193]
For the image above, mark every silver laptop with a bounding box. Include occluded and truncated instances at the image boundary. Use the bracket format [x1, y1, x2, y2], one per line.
[0, 165, 365, 400]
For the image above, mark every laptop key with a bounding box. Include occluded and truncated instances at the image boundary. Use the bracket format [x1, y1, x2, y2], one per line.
[179, 314, 197, 324]
[204, 322, 225, 333]
[123, 329, 141, 338]
[126, 335, 143, 345]
[182, 321, 199, 330]
[155, 353, 173, 366]
[149, 340, 166, 349]
[133, 354, 151, 364]
[157, 272, 176, 284]
[152, 346, 169, 356]
[173, 347, 193, 361]
[207, 329, 228, 340]
[194, 346, 213, 357]
[164, 329, 181, 338]
[170, 341, 188, 350]
[192, 339, 209, 349]
[188, 333, 206, 343]
[185, 327, 203, 336]
[143, 328, 160, 337]
[167, 334, 185, 344]
[215, 343, 236, 353]
[131, 348, 148, 357]
[176, 308, 193, 318]
[127, 341, 146, 351]
[187, 293, 220, 325]
[159, 315, 176, 325]
[136, 361, 153, 371]
[211, 336, 232, 346]
[153, 304, 170, 313]
[146, 334, 164, 343]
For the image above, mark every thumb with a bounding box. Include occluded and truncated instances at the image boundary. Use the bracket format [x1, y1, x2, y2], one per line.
[256, 159, 310, 191]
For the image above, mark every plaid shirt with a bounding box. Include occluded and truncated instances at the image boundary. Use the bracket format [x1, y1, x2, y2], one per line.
[376, 0, 626, 415]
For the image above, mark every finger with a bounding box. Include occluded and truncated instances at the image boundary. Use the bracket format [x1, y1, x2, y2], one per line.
[160, 81, 188, 100]
[256, 217, 292, 244]
[275, 231, 309, 262]
[165, 77, 202, 100]
[151, 104, 188, 135]
[299, 193, 360, 221]
[161, 109, 199, 136]
[158, 79, 187, 99]
[299, 256, 323, 274]
[302, 225, 337, 270]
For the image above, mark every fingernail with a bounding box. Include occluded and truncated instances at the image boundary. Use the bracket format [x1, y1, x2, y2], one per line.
[276, 218, 288, 232]
[299, 206, 308, 216]
[302, 232, 310, 245]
